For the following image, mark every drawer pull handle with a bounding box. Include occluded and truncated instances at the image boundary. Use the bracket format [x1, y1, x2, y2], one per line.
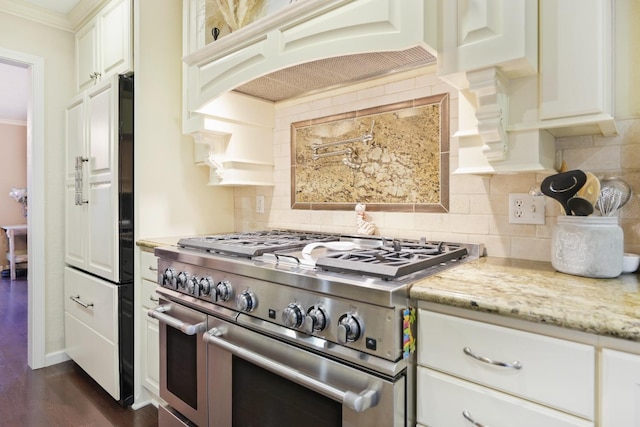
[148, 265, 158, 272]
[462, 410, 487, 427]
[463, 346, 522, 370]
[70, 295, 94, 309]
[150, 295, 159, 302]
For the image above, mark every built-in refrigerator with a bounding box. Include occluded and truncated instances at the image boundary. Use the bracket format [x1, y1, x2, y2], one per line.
[64, 73, 134, 406]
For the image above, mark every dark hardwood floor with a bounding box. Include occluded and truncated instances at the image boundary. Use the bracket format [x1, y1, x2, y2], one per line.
[0, 275, 158, 426]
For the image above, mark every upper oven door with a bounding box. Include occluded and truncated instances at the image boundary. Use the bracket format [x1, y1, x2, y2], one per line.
[150, 298, 208, 427]
[204, 315, 406, 427]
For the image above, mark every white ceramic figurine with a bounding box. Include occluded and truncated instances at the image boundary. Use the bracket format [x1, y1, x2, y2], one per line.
[355, 203, 376, 235]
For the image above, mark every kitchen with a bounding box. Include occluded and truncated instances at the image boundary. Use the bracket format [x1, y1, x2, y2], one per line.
[0, 0, 639, 426]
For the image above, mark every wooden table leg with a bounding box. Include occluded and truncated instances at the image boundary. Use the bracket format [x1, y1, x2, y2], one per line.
[7, 228, 16, 280]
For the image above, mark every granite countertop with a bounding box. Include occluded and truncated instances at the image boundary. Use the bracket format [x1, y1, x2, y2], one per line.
[136, 236, 183, 250]
[410, 257, 640, 343]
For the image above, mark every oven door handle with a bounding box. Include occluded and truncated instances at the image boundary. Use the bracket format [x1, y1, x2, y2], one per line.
[204, 327, 379, 413]
[148, 305, 207, 335]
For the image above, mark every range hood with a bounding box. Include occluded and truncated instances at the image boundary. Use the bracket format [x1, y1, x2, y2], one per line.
[183, 0, 439, 117]
[232, 46, 435, 102]
[181, 0, 440, 185]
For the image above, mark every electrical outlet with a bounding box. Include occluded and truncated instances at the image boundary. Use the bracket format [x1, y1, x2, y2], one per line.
[509, 193, 545, 225]
[256, 195, 265, 214]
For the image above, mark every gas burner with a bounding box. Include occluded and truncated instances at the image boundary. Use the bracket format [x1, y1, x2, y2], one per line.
[316, 242, 469, 280]
[178, 230, 339, 257]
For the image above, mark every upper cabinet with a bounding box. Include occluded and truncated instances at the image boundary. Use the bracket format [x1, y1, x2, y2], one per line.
[438, 0, 616, 174]
[538, 0, 615, 135]
[76, 0, 132, 93]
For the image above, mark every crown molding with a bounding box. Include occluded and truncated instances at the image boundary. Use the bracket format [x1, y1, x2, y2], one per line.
[0, 0, 108, 32]
[0, 0, 74, 31]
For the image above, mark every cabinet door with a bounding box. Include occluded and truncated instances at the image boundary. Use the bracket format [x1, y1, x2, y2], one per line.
[417, 367, 593, 427]
[539, 0, 611, 120]
[76, 19, 98, 92]
[85, 77, 119, 282]
[142, 307, 160, 396]
[99, 0, 131, 78]
[438, 0, 537, 77]
[601, 349, 640, 427]
[65, 94, 88, 267]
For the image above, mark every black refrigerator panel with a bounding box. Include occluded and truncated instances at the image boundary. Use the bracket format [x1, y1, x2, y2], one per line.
[117, 73, 134, 407]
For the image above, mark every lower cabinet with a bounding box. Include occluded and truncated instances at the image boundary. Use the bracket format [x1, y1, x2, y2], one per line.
[600, 349, 640, 426]
[139, 249, 160, 398]
[64, 266, 120, 400]
[417, 367, 593, 427]
[417, 308, 595, 427]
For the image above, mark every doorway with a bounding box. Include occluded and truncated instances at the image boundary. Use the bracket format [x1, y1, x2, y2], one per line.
[0, 48, 46, 369]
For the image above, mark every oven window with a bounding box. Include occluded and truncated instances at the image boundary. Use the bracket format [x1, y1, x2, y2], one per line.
[232, 356, 341, 427]
[167, 326, 198, 409]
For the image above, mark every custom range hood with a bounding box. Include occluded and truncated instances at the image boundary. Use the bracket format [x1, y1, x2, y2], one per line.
[181, 0, 440, 185]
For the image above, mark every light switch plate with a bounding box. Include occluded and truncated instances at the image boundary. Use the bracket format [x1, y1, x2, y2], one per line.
[256, 195, 265, 214]
[509, 193, 545, 225]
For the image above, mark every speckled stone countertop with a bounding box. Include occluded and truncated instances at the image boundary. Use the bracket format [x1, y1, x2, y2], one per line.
[136, 236, 182, 250]
[410, 257, 640, 343]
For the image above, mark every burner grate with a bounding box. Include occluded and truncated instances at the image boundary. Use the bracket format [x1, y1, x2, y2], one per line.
[316, 244, 469, 280]
[178, 230, 339, 257]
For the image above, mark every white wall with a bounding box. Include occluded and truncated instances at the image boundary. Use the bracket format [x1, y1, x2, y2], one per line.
[0, 11, 74, 359]
[134, 0, 234, 240]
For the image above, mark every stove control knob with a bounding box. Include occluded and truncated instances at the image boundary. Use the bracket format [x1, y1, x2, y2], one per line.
[199, 277, 213, 297]
[305, 305, 327, 333]
[163, 268, 177, 289]
[176, 272, 189, 291]
[186, 276, 199, 296]
[236, 290, 257, 312]
[215, 280, 233, 302]
[283, 303, 305, 329]
[337, 314, 362, 344]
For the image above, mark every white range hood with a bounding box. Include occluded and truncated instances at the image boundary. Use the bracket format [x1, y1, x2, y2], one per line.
[181, 0, 440, 185]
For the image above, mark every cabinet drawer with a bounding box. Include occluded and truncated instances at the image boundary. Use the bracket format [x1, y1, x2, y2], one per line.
[418, 310, 594, 419]
[65, 312, 119, 400]
[64, 266, 118, 342]
[142, 278, 160, 310]
[417, 367, 593, 427]
[140, 250, 158, 282]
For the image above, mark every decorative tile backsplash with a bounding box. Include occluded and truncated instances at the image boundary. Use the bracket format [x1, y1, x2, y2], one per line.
[291, 94, 449, 212]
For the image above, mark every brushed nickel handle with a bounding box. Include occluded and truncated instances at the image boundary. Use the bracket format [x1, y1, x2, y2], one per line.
[463, 410, 488, 427]
[70, 295, 93, 309]
[148, 305, 206, 335]
[148, 265, 158, 272]
[463, 346, 522, 370]
[204, 327, 379, 413]
[149, 295, 159, 303]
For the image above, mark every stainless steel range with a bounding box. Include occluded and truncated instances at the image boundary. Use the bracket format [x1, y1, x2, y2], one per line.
[149, 230, 482, 427]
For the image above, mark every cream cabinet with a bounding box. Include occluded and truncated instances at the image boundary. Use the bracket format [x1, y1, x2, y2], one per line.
[140, 249, 160, 397]
[538, 0, 615, 135]
[65, 75, 120, 283]
[437, 0, 538, 81]
[416, 309, 595, 426]
[600, 348, 640, 426]
[76, 0, 132, 92]
[64, 266, 120, 400]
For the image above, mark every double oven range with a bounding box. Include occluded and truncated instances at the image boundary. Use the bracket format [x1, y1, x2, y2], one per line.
[149, 230, 481, 427]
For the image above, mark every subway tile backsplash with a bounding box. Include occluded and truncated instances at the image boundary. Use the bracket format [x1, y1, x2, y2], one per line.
[234, 70, 640, 262]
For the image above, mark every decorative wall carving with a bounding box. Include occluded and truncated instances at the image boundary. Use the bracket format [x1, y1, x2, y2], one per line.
[291, 94, 450, 212]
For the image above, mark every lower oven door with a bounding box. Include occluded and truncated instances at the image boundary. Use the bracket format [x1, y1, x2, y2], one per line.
[149, 298, 208, 427]
[204, 316, 406, 427]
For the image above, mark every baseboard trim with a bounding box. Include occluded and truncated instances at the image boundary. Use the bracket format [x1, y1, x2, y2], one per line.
[45, 350, 71, 367]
